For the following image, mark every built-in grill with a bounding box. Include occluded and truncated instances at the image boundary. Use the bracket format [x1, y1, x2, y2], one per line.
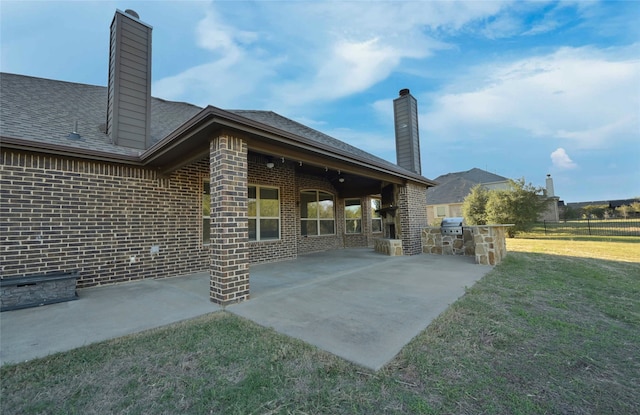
[441, 217, 464, 235]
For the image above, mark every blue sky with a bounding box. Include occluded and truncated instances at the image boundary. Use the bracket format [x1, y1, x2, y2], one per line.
[1, 0, 638, 203]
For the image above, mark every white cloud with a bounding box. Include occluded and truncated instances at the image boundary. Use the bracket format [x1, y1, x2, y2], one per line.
[153, 1, 513, 109]
[275, 38, 404, 106]
[325, 127, 396, 157]
[153, 5, 282, 108]
[550, 148, 577, 169]
[424, 45, 640, 149]
[195, 9, 258, 54]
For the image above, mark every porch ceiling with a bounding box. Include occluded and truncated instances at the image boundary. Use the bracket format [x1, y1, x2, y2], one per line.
[285, 160, 384, 199]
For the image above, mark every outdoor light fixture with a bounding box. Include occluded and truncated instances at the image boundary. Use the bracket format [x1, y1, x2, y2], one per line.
[266, 157, 275, 169]
[339, 177, 345, 183]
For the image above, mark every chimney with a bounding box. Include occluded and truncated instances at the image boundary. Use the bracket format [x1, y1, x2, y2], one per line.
[546, 174, 555, 197]
[393, 88, 421, 175]
[106, 9, 152, 150]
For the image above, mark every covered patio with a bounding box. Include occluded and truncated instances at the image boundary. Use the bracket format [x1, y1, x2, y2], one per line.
[0, 250, 492, 370]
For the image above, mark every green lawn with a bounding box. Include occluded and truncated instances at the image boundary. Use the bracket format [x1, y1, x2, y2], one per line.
[2, 239, 639, 414]
[520, 218, 640, 238]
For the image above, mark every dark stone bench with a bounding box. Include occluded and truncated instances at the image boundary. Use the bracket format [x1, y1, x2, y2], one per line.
[0, 271, 79, 312]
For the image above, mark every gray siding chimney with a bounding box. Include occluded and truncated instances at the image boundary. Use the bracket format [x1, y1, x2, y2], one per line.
[393, 88, 421, 175]
[106, 9, 152, 150]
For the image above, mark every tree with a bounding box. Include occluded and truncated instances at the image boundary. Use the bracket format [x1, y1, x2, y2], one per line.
[484, 178, 548, 237]
[616, 205, 632, 219]
[561, 205, 581, 221]
[582, 204, 608, 219]
[462, 185, 490, 225]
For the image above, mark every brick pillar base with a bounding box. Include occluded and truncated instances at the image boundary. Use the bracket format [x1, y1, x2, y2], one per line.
[209, 134, 249, 305]
[398, 182, 428, 255]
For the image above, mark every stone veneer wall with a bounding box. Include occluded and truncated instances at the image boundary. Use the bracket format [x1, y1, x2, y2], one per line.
[1, 149, 210, 288]
[422, 225, 511, 265]
[398, 182, 428, 255]
[373, 238, 403, 256]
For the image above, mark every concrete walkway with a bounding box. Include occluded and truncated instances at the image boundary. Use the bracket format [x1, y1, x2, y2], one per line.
[0, 250, 492, 370]
[0, 272, 220, 365]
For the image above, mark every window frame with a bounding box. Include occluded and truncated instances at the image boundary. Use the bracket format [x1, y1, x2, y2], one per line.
[248, 185, 281, 242]
[344, 198, 362, 234]
[371, 197, 383, 234]
[300, 190, 336, 236]
[436, 205, 447, 218]
[202, 180, 211, 245]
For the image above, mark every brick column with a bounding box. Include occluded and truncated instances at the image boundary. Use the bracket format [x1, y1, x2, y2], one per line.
[209, 134, 249, 305]
[398, 182, 428, 255]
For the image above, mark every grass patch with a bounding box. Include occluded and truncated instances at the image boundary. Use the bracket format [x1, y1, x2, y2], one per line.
[520, 219, 640, 238]
[2, 240, 639, 414]
[507, 237, 640, 263]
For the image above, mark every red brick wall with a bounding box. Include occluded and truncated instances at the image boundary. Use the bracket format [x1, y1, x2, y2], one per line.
[247, 154, 297, 264]
[209, 135, 249, 304]
[343, 196, 377, 248]
[1, 147, 392, 291]
[0, 149, 210, 288]
[398, 182, 428, 255]
[296, 173, 344, 254]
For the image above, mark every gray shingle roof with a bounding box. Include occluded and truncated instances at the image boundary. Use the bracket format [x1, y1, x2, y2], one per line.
[228, 110, 410, 177]
[427, 168, 509, 204]
[0, 73, 202, 157]
[432, 167, 508, 185]
[1, 73, 431, 184]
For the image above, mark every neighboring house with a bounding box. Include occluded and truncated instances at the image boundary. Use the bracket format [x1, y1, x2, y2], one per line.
[426, 168, 510, 224]
[0, 10, 436, 305]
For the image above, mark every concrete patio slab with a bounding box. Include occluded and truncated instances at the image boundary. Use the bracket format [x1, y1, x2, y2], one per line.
[231, 249, 491, 370]
[0, 272, 220, 365]
[0, 249, 492, 370]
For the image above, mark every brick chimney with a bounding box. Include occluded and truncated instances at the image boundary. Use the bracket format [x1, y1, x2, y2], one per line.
[106, 9, 152, 150]
[393, 88, 421, 175]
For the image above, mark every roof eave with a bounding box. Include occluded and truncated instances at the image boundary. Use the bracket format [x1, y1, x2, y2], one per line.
[141, 106, 437, 187]
[2, 106, 437, 188]
[0, 135, 142, 165]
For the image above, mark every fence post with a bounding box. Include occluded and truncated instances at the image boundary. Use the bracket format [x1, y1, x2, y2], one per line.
[544, 220, 547, 235]
[587, 217, 591, 235]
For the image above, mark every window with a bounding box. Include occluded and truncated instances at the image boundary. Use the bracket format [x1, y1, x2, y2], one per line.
[203, 180, 211, 244]
[249, 185, 280, 241]
[301, 190, 335, 236]
[436, 206, 446, 217]
[371, 198, 382, 233]
[345, 199, 362, 234]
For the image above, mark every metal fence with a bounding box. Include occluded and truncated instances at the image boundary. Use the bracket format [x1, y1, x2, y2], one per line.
[533, 219, 640, 237]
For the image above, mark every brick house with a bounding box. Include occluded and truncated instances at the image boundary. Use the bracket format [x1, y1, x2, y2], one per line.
[0, 10, 436, 305]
